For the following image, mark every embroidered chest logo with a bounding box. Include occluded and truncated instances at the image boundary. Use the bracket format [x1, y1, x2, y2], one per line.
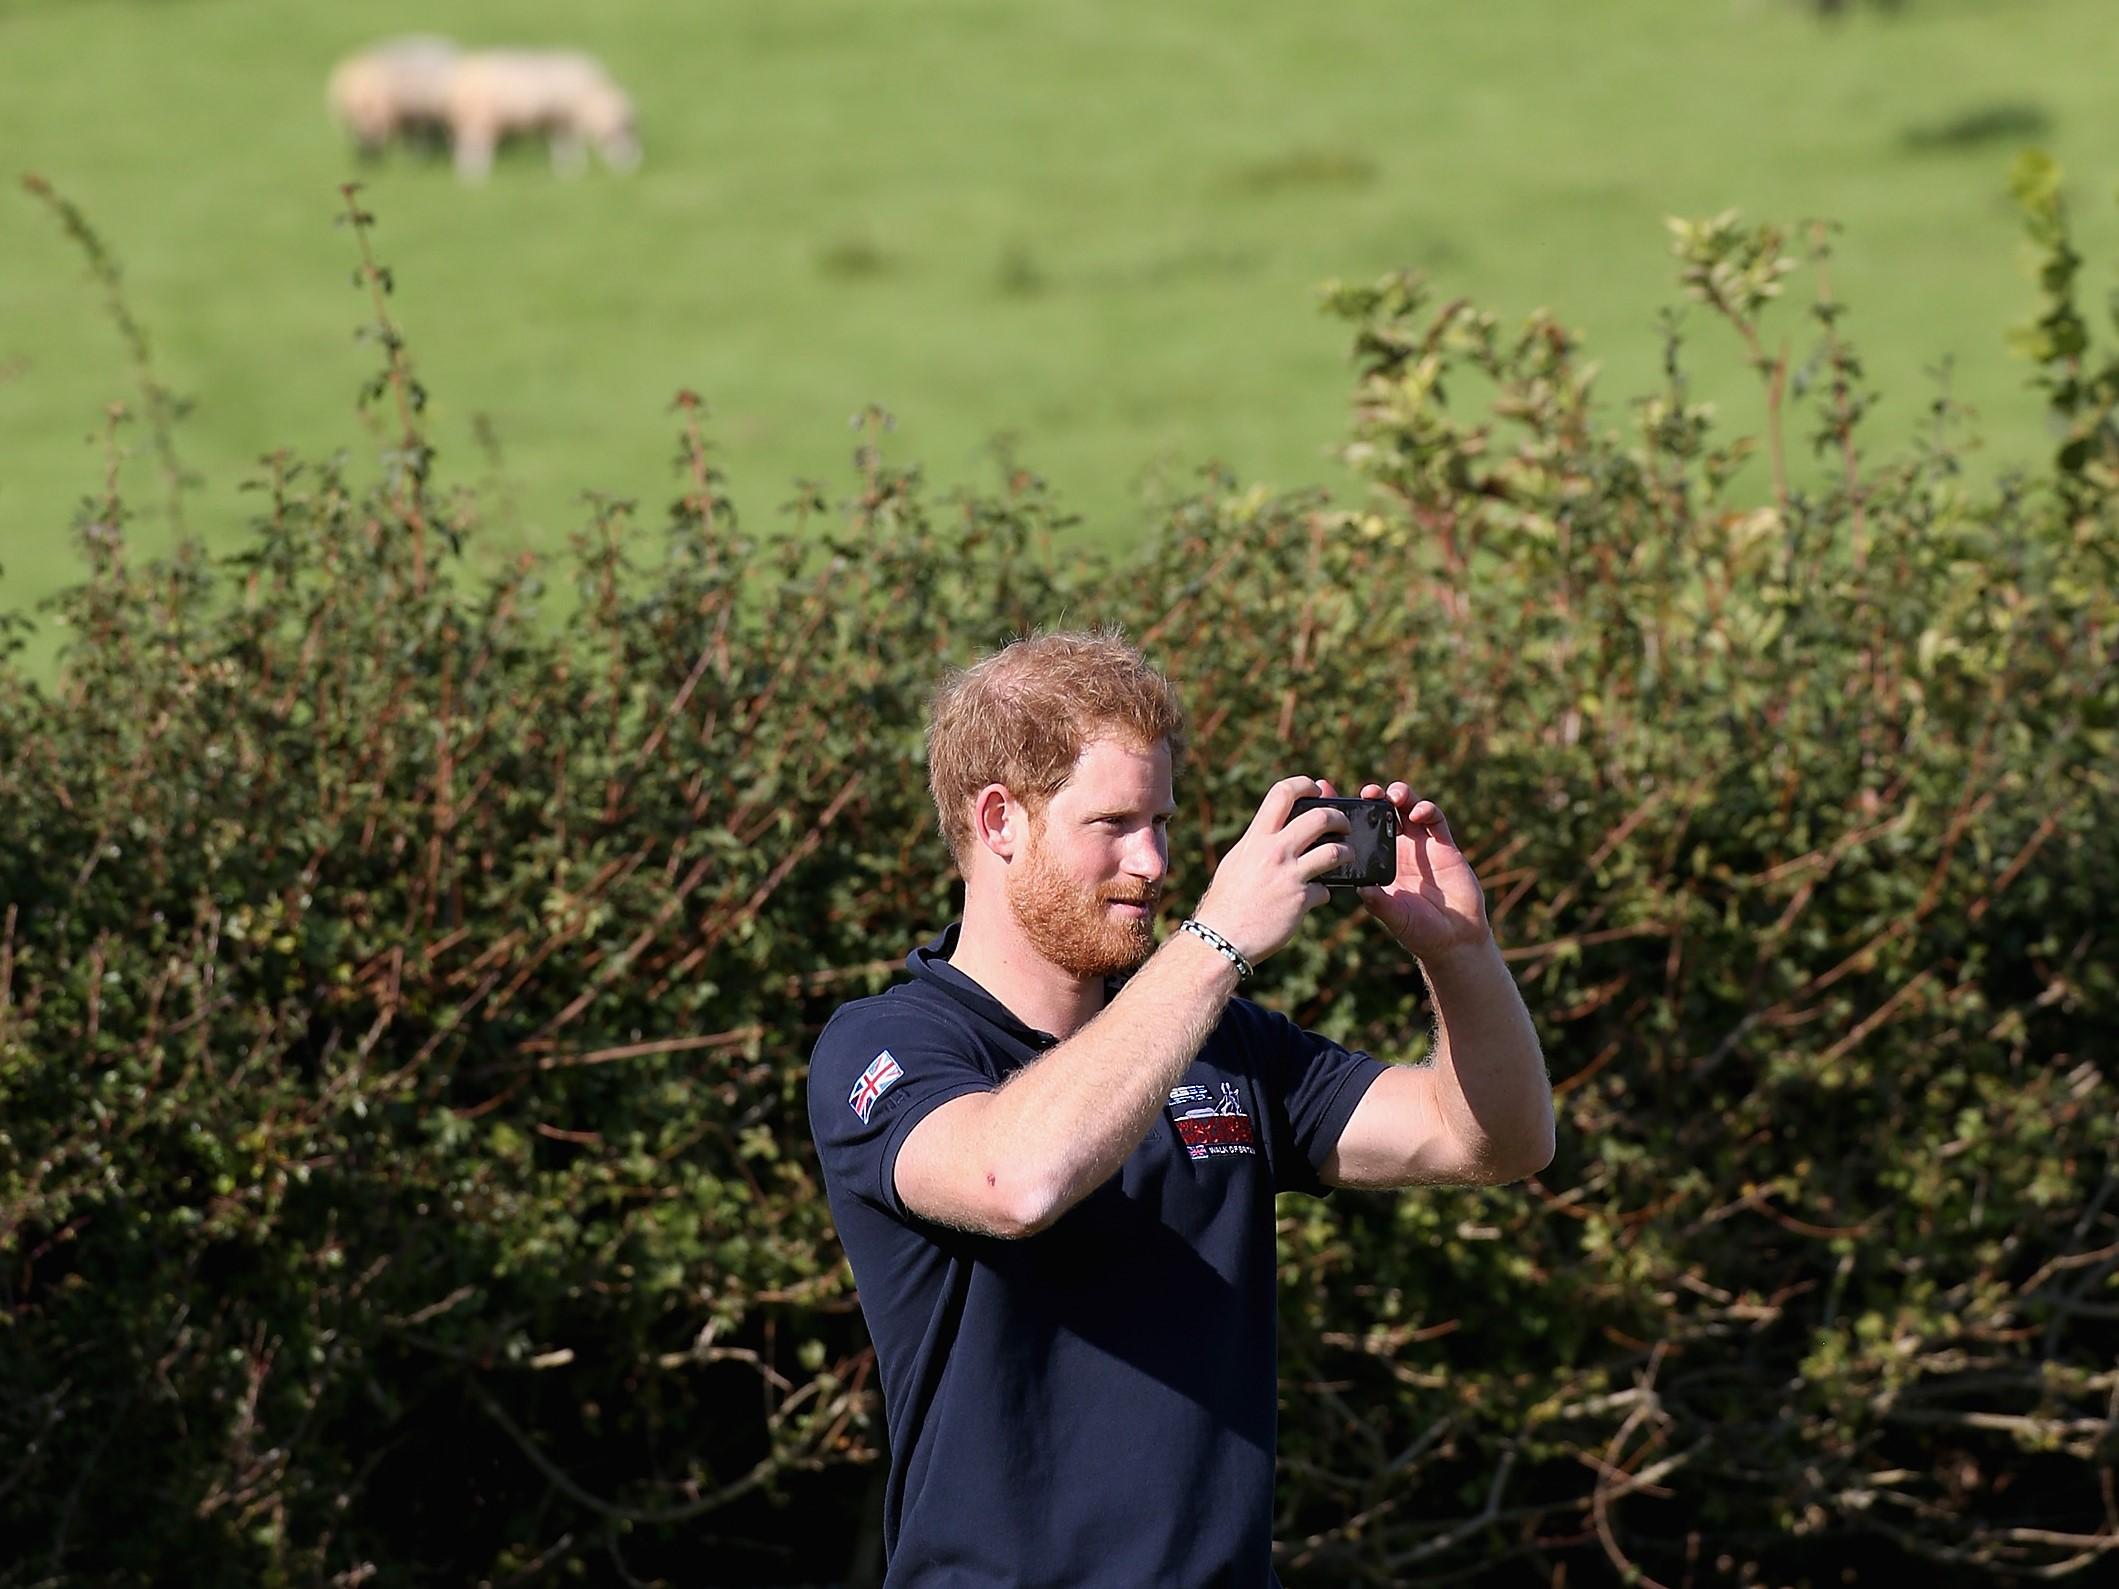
[849, 1050, 903, 1122]
[1166, 1081, 1256, 1161]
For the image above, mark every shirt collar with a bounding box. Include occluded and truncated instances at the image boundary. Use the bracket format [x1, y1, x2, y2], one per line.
[906, 922, 1063, 1050]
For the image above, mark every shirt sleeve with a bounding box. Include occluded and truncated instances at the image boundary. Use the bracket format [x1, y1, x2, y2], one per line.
[1244, 1001, 1390, 1196]
[807, 1007, 999, 1221]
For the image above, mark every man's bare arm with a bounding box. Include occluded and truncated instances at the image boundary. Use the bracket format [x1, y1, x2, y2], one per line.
[894, 931, 1239, 1236]
[1315, 780, 1554, 1188]
[1324, 937, 1554, 1188]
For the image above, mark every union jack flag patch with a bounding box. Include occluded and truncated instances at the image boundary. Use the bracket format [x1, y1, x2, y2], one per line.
[849, 1050, 904, 1123]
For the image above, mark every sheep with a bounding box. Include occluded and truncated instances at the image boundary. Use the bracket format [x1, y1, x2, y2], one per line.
[326, 36, 462, 159]
[443, 50, 641, 183]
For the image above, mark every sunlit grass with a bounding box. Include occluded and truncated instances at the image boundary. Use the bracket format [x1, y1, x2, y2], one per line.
[6, 0, 2118, 676]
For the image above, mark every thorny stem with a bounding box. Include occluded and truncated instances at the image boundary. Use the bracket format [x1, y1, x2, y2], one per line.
[1809, 222, 1869, 565]
[22, 173, 192, 535]
[672, 388, 718, 540]
[338, 182, 430, 593]
[1725, 311, 1791, 511]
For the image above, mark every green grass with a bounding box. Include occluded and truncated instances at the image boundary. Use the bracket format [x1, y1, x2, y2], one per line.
[6, 0, 2119, 670]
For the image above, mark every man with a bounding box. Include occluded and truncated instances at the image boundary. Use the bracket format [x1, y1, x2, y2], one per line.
[807, 630, 1555, 1587]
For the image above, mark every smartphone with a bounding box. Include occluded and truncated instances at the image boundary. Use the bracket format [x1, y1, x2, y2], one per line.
[1288, 796, 1398, 889]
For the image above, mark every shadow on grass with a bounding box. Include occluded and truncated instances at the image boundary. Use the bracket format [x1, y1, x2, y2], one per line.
[1899, 101, 2051, 153]
[1222, 147, 1379, 195]
[816, 232, 893, 280]
[993, 241, 1266, 299]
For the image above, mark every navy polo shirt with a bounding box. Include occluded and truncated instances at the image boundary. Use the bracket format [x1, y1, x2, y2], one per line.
[807, 924, 1388, 1588]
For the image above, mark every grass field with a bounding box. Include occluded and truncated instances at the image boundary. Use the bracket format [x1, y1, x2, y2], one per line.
[7, 0, 2119, 670]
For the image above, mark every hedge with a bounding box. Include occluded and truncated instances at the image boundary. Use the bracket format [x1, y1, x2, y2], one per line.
[1, 167, 2114, 1586]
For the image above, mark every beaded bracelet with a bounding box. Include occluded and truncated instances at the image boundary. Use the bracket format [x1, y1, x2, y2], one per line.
[1179, 917, 1254, 981]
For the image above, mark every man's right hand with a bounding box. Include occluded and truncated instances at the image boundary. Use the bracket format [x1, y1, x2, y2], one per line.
[1191, 776, 1351, 967]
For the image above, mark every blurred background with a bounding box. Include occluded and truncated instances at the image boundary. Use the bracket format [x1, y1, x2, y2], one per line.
[7, 0, 2118, 660]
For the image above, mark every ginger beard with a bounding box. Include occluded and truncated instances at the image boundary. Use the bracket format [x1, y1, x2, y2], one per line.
[1007, 810, 1160, 979]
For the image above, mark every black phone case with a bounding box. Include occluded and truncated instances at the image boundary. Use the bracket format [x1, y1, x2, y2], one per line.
[1289, 796, 1398, 888]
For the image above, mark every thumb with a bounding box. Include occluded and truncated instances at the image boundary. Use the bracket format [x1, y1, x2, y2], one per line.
[1253, 774, 1321, 836]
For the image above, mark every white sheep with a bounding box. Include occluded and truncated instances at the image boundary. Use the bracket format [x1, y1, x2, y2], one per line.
[444, 50, 641, 182]
[326, 36, 462, 158]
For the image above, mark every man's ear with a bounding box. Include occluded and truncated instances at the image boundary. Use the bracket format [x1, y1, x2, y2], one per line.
[972, 784, 1021, 861]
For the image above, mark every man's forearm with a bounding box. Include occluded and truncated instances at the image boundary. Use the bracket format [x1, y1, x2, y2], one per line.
[1419, 937, 1555, 1179]
[982, 932, 1239, 1230]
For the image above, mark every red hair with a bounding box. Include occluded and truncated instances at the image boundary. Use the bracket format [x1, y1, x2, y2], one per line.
[925, 628, 1189, 872]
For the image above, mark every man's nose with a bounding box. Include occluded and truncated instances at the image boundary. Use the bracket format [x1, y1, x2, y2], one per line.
[1127, 832, 1169, 883]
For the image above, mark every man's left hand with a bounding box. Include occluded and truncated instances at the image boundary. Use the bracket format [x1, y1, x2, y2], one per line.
[1320, 779, 1490, 961]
